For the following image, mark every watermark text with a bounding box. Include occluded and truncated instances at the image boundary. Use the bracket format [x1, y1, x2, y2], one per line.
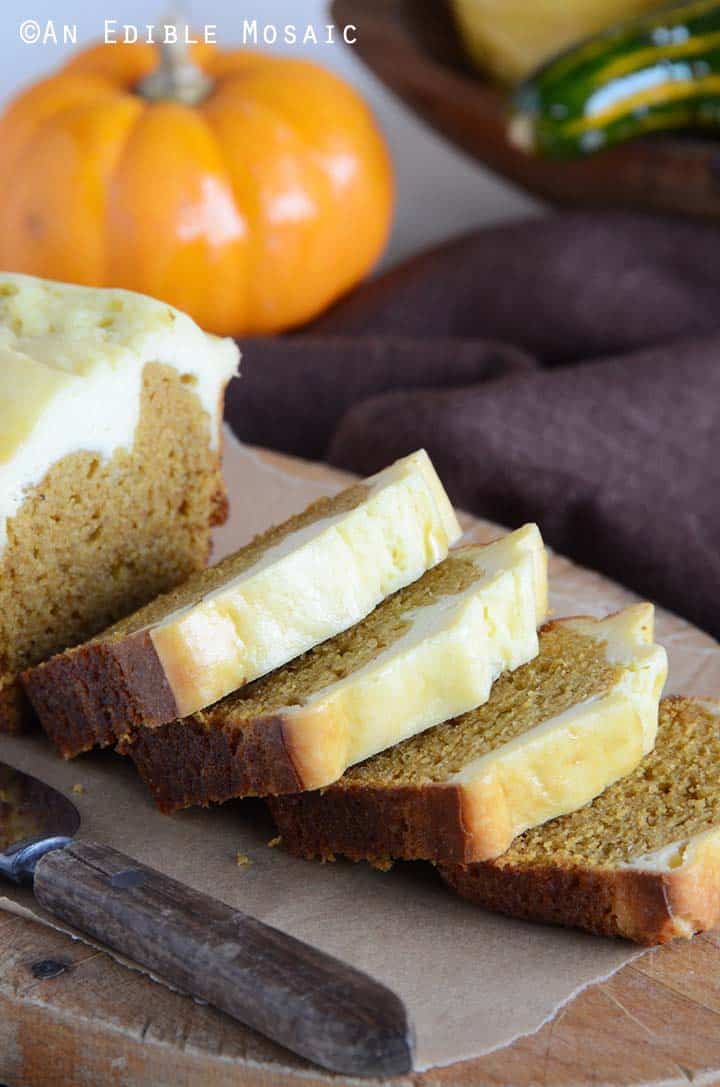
[18, 18, 358, 48]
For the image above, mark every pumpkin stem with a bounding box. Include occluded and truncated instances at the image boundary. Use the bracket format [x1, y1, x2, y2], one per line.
[137, 10, 213, 106]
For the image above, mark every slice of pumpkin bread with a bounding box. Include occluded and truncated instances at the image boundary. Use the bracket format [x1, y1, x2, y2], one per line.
[25, 450, 461, 757]
[0, 273, 238, 734]
[269, 606, 667, 864]
[123, 524, 547, 810]
[440, 697, 720, 945]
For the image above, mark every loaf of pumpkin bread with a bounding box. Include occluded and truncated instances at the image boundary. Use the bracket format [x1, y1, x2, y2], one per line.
[0, 273, 238, 734]
[122, 525, 547, 810]
[269, 606, 667, 865]
[25, 450, 462, 757]
[440, 697, 720, 945]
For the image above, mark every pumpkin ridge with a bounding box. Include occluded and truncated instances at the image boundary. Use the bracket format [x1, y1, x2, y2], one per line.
[0, 92, 144, 285]
[99, 99, 150, 289]
[201, 92, 333, 334]
[0, 74, 118, 186]
[190, 106, 250, 328]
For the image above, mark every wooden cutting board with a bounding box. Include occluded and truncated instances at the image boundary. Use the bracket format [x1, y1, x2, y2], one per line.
[333, 0, 720, 219]
[2, 447, 720, 1087]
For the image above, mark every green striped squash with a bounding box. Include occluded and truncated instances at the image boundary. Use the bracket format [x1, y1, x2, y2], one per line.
[510, 0, 720, 157]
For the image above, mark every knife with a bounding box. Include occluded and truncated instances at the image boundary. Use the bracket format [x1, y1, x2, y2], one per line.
[0, 761, 414, 1077]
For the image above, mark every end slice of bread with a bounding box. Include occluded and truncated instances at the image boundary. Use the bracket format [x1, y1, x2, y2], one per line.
[123, 524, 547, 809]
[0, 273, 239, 733]
[440, 697, 720, 945]
[24, 450, 461, 757]
[269, 606, 667, 864]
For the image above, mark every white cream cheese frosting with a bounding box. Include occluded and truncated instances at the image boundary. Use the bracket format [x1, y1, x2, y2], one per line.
[448, 605, 668, 859]
[0, 272, 239, 556]
[149, 450, 463, 716]
[620, 701, 720, 876]
[278, 525, 547, 787]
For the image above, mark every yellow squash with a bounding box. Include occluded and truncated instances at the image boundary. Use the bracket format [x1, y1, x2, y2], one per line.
[451, 0, 665, 83]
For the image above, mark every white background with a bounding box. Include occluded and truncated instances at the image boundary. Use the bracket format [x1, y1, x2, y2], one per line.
[0, 0, 541, 270]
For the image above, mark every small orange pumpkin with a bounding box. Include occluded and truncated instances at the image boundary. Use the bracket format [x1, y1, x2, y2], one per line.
[0, 33, 393, 335]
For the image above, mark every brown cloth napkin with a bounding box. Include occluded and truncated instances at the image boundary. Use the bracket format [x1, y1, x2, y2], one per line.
[226, 212, 720, 639]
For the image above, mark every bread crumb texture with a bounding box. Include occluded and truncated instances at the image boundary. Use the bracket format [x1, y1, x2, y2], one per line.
[100, 482, 371, 642]
[0, 363, 222, 679]
[495, 698, 720, 869]
[340, 623, 620, 788]
[191, 553, 482, 729]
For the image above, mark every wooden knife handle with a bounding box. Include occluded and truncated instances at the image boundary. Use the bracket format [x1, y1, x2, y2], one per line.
[33, 840, 413, 1077]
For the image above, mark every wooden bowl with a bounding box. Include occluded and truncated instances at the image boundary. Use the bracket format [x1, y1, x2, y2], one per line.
[333, 0, 720, 218]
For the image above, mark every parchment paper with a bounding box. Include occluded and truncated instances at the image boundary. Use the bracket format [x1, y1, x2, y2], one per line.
[2, 428, 719, 1072]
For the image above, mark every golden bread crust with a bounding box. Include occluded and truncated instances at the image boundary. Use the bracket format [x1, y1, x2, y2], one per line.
[269, 609, 663, 864]
[268, 783, 470, 864]
[439, 851, 720, 945]
[121, 711, 304, 813]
